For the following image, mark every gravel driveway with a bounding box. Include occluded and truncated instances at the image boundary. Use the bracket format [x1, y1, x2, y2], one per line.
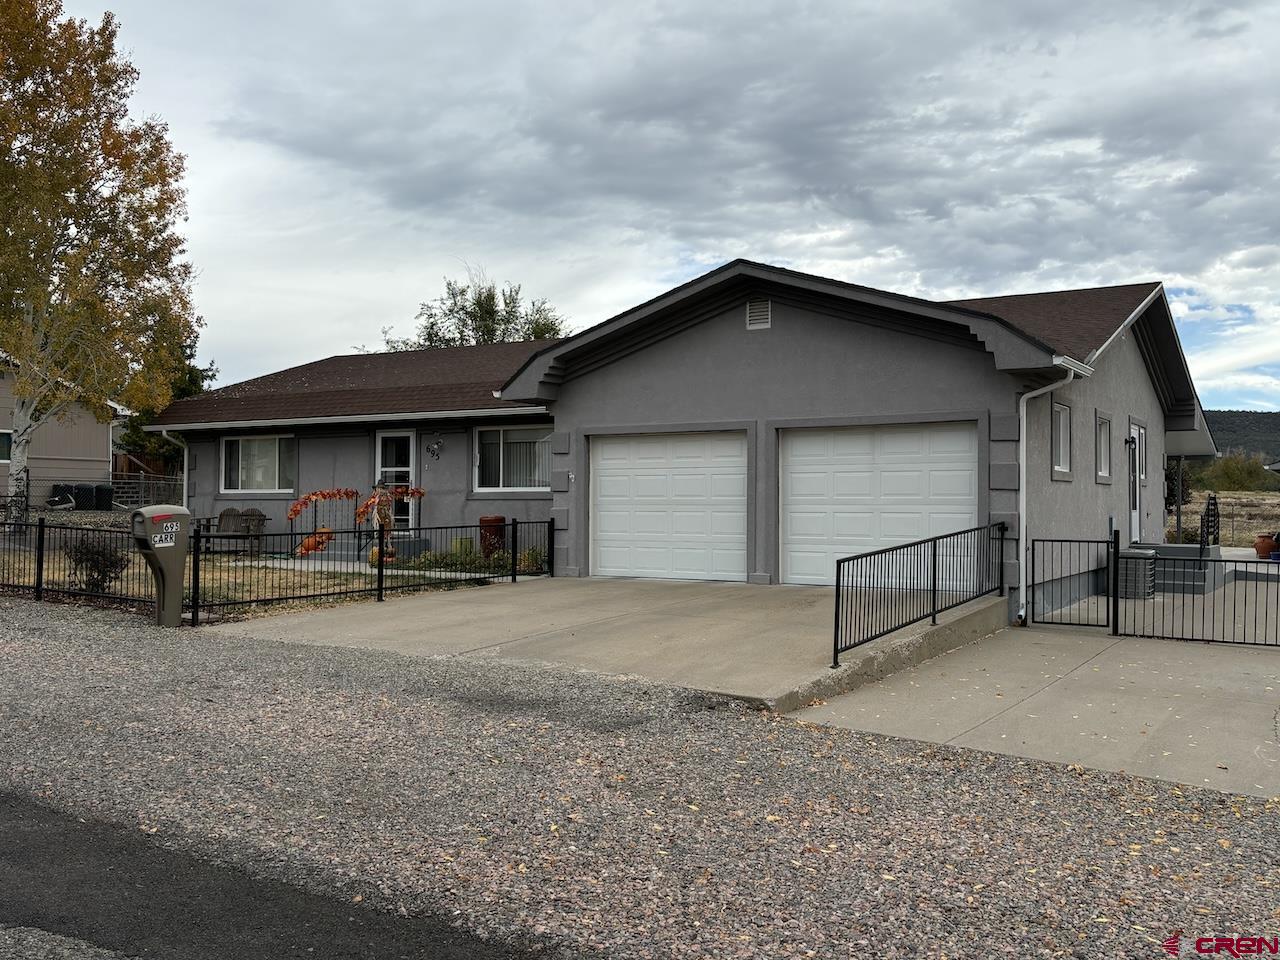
[1, 598, 1277, 959]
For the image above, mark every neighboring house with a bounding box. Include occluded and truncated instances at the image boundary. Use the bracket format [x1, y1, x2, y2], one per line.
[147, 341, 557, 530]
[0, 362, 116, 505]
[152, 260, 1215, 615]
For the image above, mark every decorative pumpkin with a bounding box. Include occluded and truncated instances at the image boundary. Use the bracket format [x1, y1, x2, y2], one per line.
[296, 527, 335, 557]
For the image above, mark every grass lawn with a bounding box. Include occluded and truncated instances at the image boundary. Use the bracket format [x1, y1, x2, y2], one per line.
[1167, 489, 1280, 547]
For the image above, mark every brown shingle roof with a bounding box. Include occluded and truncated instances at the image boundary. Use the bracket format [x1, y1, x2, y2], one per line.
[153, 339, 557, 427]
[946, 282, 1162, 360]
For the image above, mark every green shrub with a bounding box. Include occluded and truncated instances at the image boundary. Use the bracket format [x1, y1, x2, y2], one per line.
[1190, 451, 1280, 492]
[517, 546, 546, 574]
[65, 534, 131, 593]
[410, 547, 508, 575]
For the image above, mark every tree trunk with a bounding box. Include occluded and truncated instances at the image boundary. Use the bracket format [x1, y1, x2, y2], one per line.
[6, 397, 37, 521]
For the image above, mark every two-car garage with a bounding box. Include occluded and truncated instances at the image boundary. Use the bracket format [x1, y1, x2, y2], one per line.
[589, 423, 979, 586]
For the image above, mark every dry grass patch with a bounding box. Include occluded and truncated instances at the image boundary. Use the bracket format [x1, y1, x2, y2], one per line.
[1167, 490, 1280, 547]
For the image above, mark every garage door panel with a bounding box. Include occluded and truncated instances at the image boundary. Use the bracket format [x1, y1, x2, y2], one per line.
[596, 474, 631, 499]
[881, 470, 924, 497]
[929, 512, 977, 536]
[781, 423, 978, 585]
[592, 432, 747, 582]
[710, 550, 747, 579]
[833, 511, 875, 538]
[929, 422, 977, 455]
[786, 471, 829, 498]
[710, 510, 746, 536]
[832, 471, 874, 498]
[632, 511, 669, 535]
[670, 511, 707, 535]
[929, 469, 976, 498]
[710, 435, 746, 460]
[880, 512, 927, 539]
[783, 550, 830, 580]
[710, 472, 747, 499]
[878, 428, 925, 456]
[669, 474, 709, 499]
[831, 431, 875, 457]
[785, 510, 829, 538]
[595, 510, 631, 535]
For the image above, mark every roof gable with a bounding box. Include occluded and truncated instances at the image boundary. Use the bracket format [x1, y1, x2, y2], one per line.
[946, 282, 1163, 361]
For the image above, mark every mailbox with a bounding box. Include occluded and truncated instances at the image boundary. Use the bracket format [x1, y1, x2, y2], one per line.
[132, 505, 191, 627]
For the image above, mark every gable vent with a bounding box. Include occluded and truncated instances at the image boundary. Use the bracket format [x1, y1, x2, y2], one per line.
[745, 299, 771, 330]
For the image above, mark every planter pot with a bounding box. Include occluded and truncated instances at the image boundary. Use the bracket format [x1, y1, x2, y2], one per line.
[1254, 534, 1277, 559]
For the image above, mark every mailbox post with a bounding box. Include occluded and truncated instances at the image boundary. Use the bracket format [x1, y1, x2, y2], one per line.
[132, 505, 191, 627]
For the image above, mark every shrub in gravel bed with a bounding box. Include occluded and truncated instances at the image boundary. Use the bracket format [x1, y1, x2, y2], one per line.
[0, 598, 1276, 960]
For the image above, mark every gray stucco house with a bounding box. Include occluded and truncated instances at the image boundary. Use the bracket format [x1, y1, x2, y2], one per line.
[150, 260, 1215, 615]
[149, 340, 557, 531]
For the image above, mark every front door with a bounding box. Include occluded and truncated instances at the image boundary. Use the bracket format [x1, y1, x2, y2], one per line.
[377, 432, 414, 528]
[1128, 425, 1141, 543]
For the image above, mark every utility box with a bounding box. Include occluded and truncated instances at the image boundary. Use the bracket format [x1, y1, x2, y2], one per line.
[1118, 547, 1156, 599]
[132, 505, 190, 627]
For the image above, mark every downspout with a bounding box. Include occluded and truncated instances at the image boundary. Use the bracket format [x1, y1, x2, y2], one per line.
[1017, 364, 1082, 623]
[160, 430, 188, 508]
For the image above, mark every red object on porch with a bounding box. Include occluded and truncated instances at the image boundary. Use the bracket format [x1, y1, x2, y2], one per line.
[479, 516, 506, 558]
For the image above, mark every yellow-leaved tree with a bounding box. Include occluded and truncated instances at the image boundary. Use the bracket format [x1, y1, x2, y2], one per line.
[0, 0, 198, 517]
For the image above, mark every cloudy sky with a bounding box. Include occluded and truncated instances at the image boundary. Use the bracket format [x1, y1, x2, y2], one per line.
[67, 0, 1280, 409]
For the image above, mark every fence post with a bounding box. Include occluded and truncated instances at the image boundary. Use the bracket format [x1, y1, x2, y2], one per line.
[1109, 529, 1120, 636]
[546, 518, 555, 577]
[511, 518, 519, 583]
[190, 528, 202, 627]
[930, 537, 938, 625]
[34, 516, 45, 602]
[376, 523, 386, 601]
[831, 560, 843, 670]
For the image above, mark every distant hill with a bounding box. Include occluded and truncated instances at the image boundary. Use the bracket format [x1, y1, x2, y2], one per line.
[1204, 410, 1280, 461]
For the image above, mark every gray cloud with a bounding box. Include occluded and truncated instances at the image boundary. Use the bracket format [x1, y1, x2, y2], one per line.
[67, 0, 1280, 404]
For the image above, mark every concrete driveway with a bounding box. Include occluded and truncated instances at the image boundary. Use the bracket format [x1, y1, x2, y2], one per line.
[204, 577, 835, 704]
[796, 627, 1280, 797]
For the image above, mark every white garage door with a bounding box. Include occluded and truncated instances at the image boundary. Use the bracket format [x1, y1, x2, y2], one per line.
[780, 422, 979, 585]
[591, 432, 747, 581]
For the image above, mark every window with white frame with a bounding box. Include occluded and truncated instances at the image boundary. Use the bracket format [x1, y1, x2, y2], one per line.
[474, 426, 552, 491]
[0, 429, 10, 463]
[1138, 424, 1147, 480]
[1095, 415, 1111, 479]
[1051, 402, 1071, 475]
[221, 436, 296, 493]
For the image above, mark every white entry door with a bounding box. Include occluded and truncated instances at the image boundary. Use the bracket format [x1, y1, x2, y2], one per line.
[591, 432, 748, 580]
[1129, 423, 1142, 543]
[780, 422, 979, 585]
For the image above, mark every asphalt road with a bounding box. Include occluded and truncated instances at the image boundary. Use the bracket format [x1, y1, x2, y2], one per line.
[0, 794, 545, 960]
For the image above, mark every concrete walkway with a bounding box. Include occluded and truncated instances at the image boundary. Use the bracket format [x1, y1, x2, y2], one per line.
[796, 626, 1280, 797]
[204, 577, 837, 704]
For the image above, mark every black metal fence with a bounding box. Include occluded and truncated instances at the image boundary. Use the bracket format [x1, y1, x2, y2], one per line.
[832, 522, 1006, 667]
[1116, 555, 1279, 646]
[0, 519, 155, 607]
[1030, 533, 1279, 647]
[1029, 538, 1113, 628]
[189, 517, 552, 623]
[0, 516, 554, 623]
